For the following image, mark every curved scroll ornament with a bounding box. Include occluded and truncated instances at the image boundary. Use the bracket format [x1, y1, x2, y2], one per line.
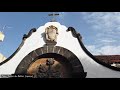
[45, 25, 58, 44]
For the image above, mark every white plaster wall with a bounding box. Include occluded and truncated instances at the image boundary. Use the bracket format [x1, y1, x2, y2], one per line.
[0, 22, 120, 78]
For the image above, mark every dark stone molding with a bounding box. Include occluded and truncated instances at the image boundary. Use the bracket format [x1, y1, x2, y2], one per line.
[0, 28, 36, 66]
[67, 27, 82, 39]
[15, 46, 87, 78]
[67, 27, 120, 71]
[0, 40, 24, 66]
[23, 28, 36, 40]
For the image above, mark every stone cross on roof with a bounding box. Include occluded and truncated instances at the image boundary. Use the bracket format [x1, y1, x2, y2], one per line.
[48, 12, 59, 22]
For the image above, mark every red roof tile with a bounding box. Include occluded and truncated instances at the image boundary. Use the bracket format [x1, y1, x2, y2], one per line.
[94, 55, 120, 64]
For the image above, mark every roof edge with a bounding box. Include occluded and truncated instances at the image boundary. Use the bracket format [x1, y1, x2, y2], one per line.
[67, 27, 120, 71]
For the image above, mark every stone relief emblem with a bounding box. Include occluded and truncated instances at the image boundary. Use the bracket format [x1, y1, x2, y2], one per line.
[45, 25, 58, 43]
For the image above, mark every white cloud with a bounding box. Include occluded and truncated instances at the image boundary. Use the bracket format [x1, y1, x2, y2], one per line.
[100, 46, 120, 55]
[86, 45, 120, 55]
[82, 12, 120, 55]
[82, 12, 120, 32]
[97, 38, 117, 44]
[100, 39, 116, 43]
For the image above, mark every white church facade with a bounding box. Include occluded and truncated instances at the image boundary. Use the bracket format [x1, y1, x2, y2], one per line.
[0, 21, 120, 78]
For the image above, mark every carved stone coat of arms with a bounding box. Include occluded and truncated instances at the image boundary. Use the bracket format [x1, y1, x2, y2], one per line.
[45, 25, 58, 43]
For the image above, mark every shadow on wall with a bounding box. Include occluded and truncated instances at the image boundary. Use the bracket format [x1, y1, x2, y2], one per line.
[41, 32, 46, 43]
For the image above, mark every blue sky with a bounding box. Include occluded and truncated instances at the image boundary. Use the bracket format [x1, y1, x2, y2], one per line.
[0, 12, 120, 58]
